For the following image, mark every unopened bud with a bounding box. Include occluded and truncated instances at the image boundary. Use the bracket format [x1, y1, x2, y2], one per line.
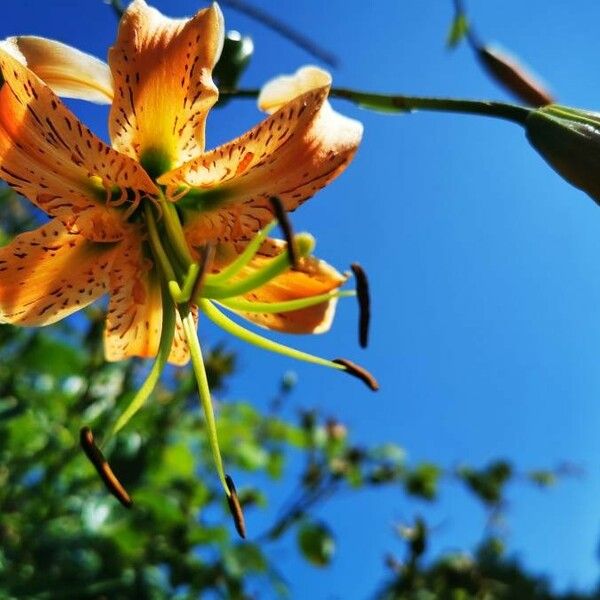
[526, 105, 600, 206]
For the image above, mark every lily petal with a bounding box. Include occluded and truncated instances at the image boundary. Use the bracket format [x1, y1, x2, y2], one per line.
[109, 0, 224, 170]
[0, 219, 116, 326]
[215, 238, 346, 334]
[258, 65, 331, 114]
[0, 36, 113, 104]
[0, 49, 158, 242]
[159, 80, 362, 246]
[104, 234, 195, 365]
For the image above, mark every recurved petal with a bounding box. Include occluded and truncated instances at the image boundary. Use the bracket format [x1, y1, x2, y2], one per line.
[216, 238, 346, 334]
[0, 219, 116, 326]
[159, 81, 363, 246]
[258, 65, 331, 114]
[0, 49, 158, 242]
[104, 234, 195, 366]
[0, 36, 113, 104]
[109, 0, 224, 169]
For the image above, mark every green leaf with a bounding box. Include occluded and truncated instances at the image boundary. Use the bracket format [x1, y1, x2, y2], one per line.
[297, 521, 335, 567]
[21, 335, 86, 378]
[405, 463, 441, 500]
[528, 470, 557, 487]
[447, 13, 469, 49]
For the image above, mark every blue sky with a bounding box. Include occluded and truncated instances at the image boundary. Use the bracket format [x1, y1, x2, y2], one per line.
[3, 0, 600, 596]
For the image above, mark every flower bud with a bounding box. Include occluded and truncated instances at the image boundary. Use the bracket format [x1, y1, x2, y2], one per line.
[526, 105, 600, 205]
[477, 45, 554, 107]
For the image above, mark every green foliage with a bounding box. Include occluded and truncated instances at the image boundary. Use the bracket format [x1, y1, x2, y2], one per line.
[447, 13, 470, 49]
[297, 521, 335, 567]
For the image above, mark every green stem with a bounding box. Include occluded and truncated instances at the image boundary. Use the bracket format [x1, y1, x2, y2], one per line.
[218, 87, 531, 125]
[181, 309, 229, 495]
[199, 299, 345, 371]
[109, 283, 176, 438]
[218, 290, 355, 314]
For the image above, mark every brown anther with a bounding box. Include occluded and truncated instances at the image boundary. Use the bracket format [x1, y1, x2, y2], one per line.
[333, 358, 379, 391]
[193, 244, 215, 298]
[225, 474, 247, 539]
[79, 426, 132, 508]
[269, 196, 298, 268]
[477, 45, 554, 107]
[350, 263, 370, 348]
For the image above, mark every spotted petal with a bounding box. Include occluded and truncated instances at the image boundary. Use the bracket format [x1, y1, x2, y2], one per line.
[104, 234, 195, 366]
[108, 0, 224, 169]
[159, 77, 362, 246]
[0, 36, 113, 104]
[215, 239, 346, 334]
[0, 49, 158, 242]
[0, 219, 116, 326]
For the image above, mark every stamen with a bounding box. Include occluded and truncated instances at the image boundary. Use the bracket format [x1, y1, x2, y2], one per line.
[350, 263, 371, 348]
[269, 196, 298, 268]
[206, 221, 277, 286]
[218, 290, 355, 314]
[111, 283, 176, 436]
[80, 426, 132, 508]
[332, 358, 379, 391]
[144, 203, 177, 283]
[201, 298, 351, 372]
[225, 474, 247, 539]
[202, 233, 315, 300]
[181, 309, 229, 495]
[192, 245, 215, 299]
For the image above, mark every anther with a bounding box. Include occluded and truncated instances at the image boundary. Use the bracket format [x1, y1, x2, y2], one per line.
[332, 358, 379, 391]
[79, 426, 133, 508]
[225, 474, 247, 539]
[193, 244, 215, 299]
[350, 263, 370, 348]
[269, 196, 298, 268]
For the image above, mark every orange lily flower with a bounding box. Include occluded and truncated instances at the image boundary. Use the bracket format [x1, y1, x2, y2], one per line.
[0, 1, 373, 512]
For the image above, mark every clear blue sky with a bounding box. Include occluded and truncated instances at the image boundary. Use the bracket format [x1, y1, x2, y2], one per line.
[3, 0, 600, 596]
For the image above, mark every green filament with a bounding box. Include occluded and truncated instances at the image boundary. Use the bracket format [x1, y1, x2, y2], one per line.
[218, 290, 355, 314]
[201, 233, 315, 300]
[206, 220, 277, 286]
[169, 263, 200, 304]
[159, 197, 195, 268]
[110, 283, 176, 437]
[199, 299, 345, 371]
[144, 203, 177, 283]
[181, 309, 229, 496]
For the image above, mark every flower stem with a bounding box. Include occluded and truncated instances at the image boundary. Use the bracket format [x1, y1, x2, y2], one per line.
[219, 87, 531, 125]
[181, 309, 229, 496]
